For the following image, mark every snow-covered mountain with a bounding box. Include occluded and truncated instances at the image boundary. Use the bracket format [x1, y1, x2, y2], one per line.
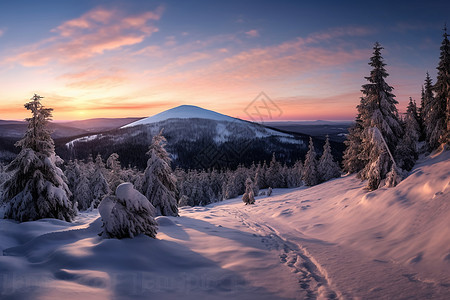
[121, 105, 237, 128]
[63, 105, 324, 170]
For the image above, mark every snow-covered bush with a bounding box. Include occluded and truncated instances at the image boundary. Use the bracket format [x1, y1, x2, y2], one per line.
[242, 177, 255, 205]
[99, 182, 158, 239]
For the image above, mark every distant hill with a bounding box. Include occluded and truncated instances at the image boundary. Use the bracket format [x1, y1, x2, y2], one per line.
[266, 121, 353, 142]
[61, 105, 344, 170]
[0, 117, 142, 163]
[1, 108, 346, 168]
[122, 105, 234, 128]
[62, 117, 142, 132]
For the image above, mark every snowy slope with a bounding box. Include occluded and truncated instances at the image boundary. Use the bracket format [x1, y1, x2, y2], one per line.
[1, 151, 448, 299]
[121, 105, 237, 128]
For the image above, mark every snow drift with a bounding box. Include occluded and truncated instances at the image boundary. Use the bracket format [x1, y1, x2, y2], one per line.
[0, 150, 449, 299]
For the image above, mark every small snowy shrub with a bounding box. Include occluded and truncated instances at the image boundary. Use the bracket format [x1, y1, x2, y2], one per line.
[99, 182, 158, 239]
[242, 177, 255, 205]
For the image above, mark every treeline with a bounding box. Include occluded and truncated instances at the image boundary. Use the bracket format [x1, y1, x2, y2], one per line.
[53, 134, 340, 210]
[343, 28, 449, 190]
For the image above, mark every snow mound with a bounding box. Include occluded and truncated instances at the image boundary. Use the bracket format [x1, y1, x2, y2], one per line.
[122, 105, 237, 128]
[99, 182, 158, 239]
[155, 216, 176, 226]
[0, 151, 448, 299]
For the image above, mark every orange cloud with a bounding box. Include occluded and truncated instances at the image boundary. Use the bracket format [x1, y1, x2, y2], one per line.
[58, 67, 129, 89]
[8, 6, 163, 67]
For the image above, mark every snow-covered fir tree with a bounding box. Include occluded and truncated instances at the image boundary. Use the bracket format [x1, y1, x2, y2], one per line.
[178, 194, 193, 207]
[141, 131, 178, 216]
[64, 159, 81, 195]
[242, 177, 255, 205]
[99, 182, 158, 239]
[224, 171, 239, 199]
[1, 94, 77, 222]
[90, 167, 110, 208]
[223, 165, 249, 199]
[432, 26, 450, 147]
[253, 163, 262, 196]
[85, 154, 95, 177]
[106, 153, 123, 191]
[302, 137, 319, 186]
[318, 136, 341, 182]
[364, 127, 402, 190]
[291, 160, 303, 187]
[266, 153, 283, 188]
[0, 163, 10, 200]
[342, 116, 365, 174]
[256, 162, 267, 189]
[422, 72, 435, 149]
[418, 86, 427, 141]
[356, 43, 403, 189]
[74, 176, 93, 211]
[396, 98, 421, 171]
[89, 154, 110, 208]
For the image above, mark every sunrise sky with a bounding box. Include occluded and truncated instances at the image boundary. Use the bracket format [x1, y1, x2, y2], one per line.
[0, 0, 448, 121]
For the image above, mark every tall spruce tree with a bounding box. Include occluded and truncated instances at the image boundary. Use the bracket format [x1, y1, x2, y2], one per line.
[302, 137, 319, 186]
[356, 43, 403, 189]
[418, 86, 427, 141]
[433, 25, 450, 147]
[141, 131, 178, 216]
[396, 98, 420, 171]
[266, 153, 283, 188]
[1, 94, 77, 222]
[422, 72, 435, 149]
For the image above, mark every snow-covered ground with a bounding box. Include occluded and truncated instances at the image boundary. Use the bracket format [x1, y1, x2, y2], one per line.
[1, 150, 449, 299]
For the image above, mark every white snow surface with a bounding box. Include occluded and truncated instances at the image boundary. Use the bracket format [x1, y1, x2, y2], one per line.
[0, 150, 449, 299]
[65, 134, 99, 148]
[122, 105, 237, 128]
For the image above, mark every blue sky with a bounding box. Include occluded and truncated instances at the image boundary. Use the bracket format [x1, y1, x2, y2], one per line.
[0, 0, 448, 120]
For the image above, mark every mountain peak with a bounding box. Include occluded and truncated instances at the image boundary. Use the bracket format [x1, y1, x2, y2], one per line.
[122, 105, 237, 128]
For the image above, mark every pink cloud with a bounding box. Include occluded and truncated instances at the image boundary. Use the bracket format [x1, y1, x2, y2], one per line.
[129, 27, 373, 118]
[9, 6, 163, 66]
[245, 29, 259, 38]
